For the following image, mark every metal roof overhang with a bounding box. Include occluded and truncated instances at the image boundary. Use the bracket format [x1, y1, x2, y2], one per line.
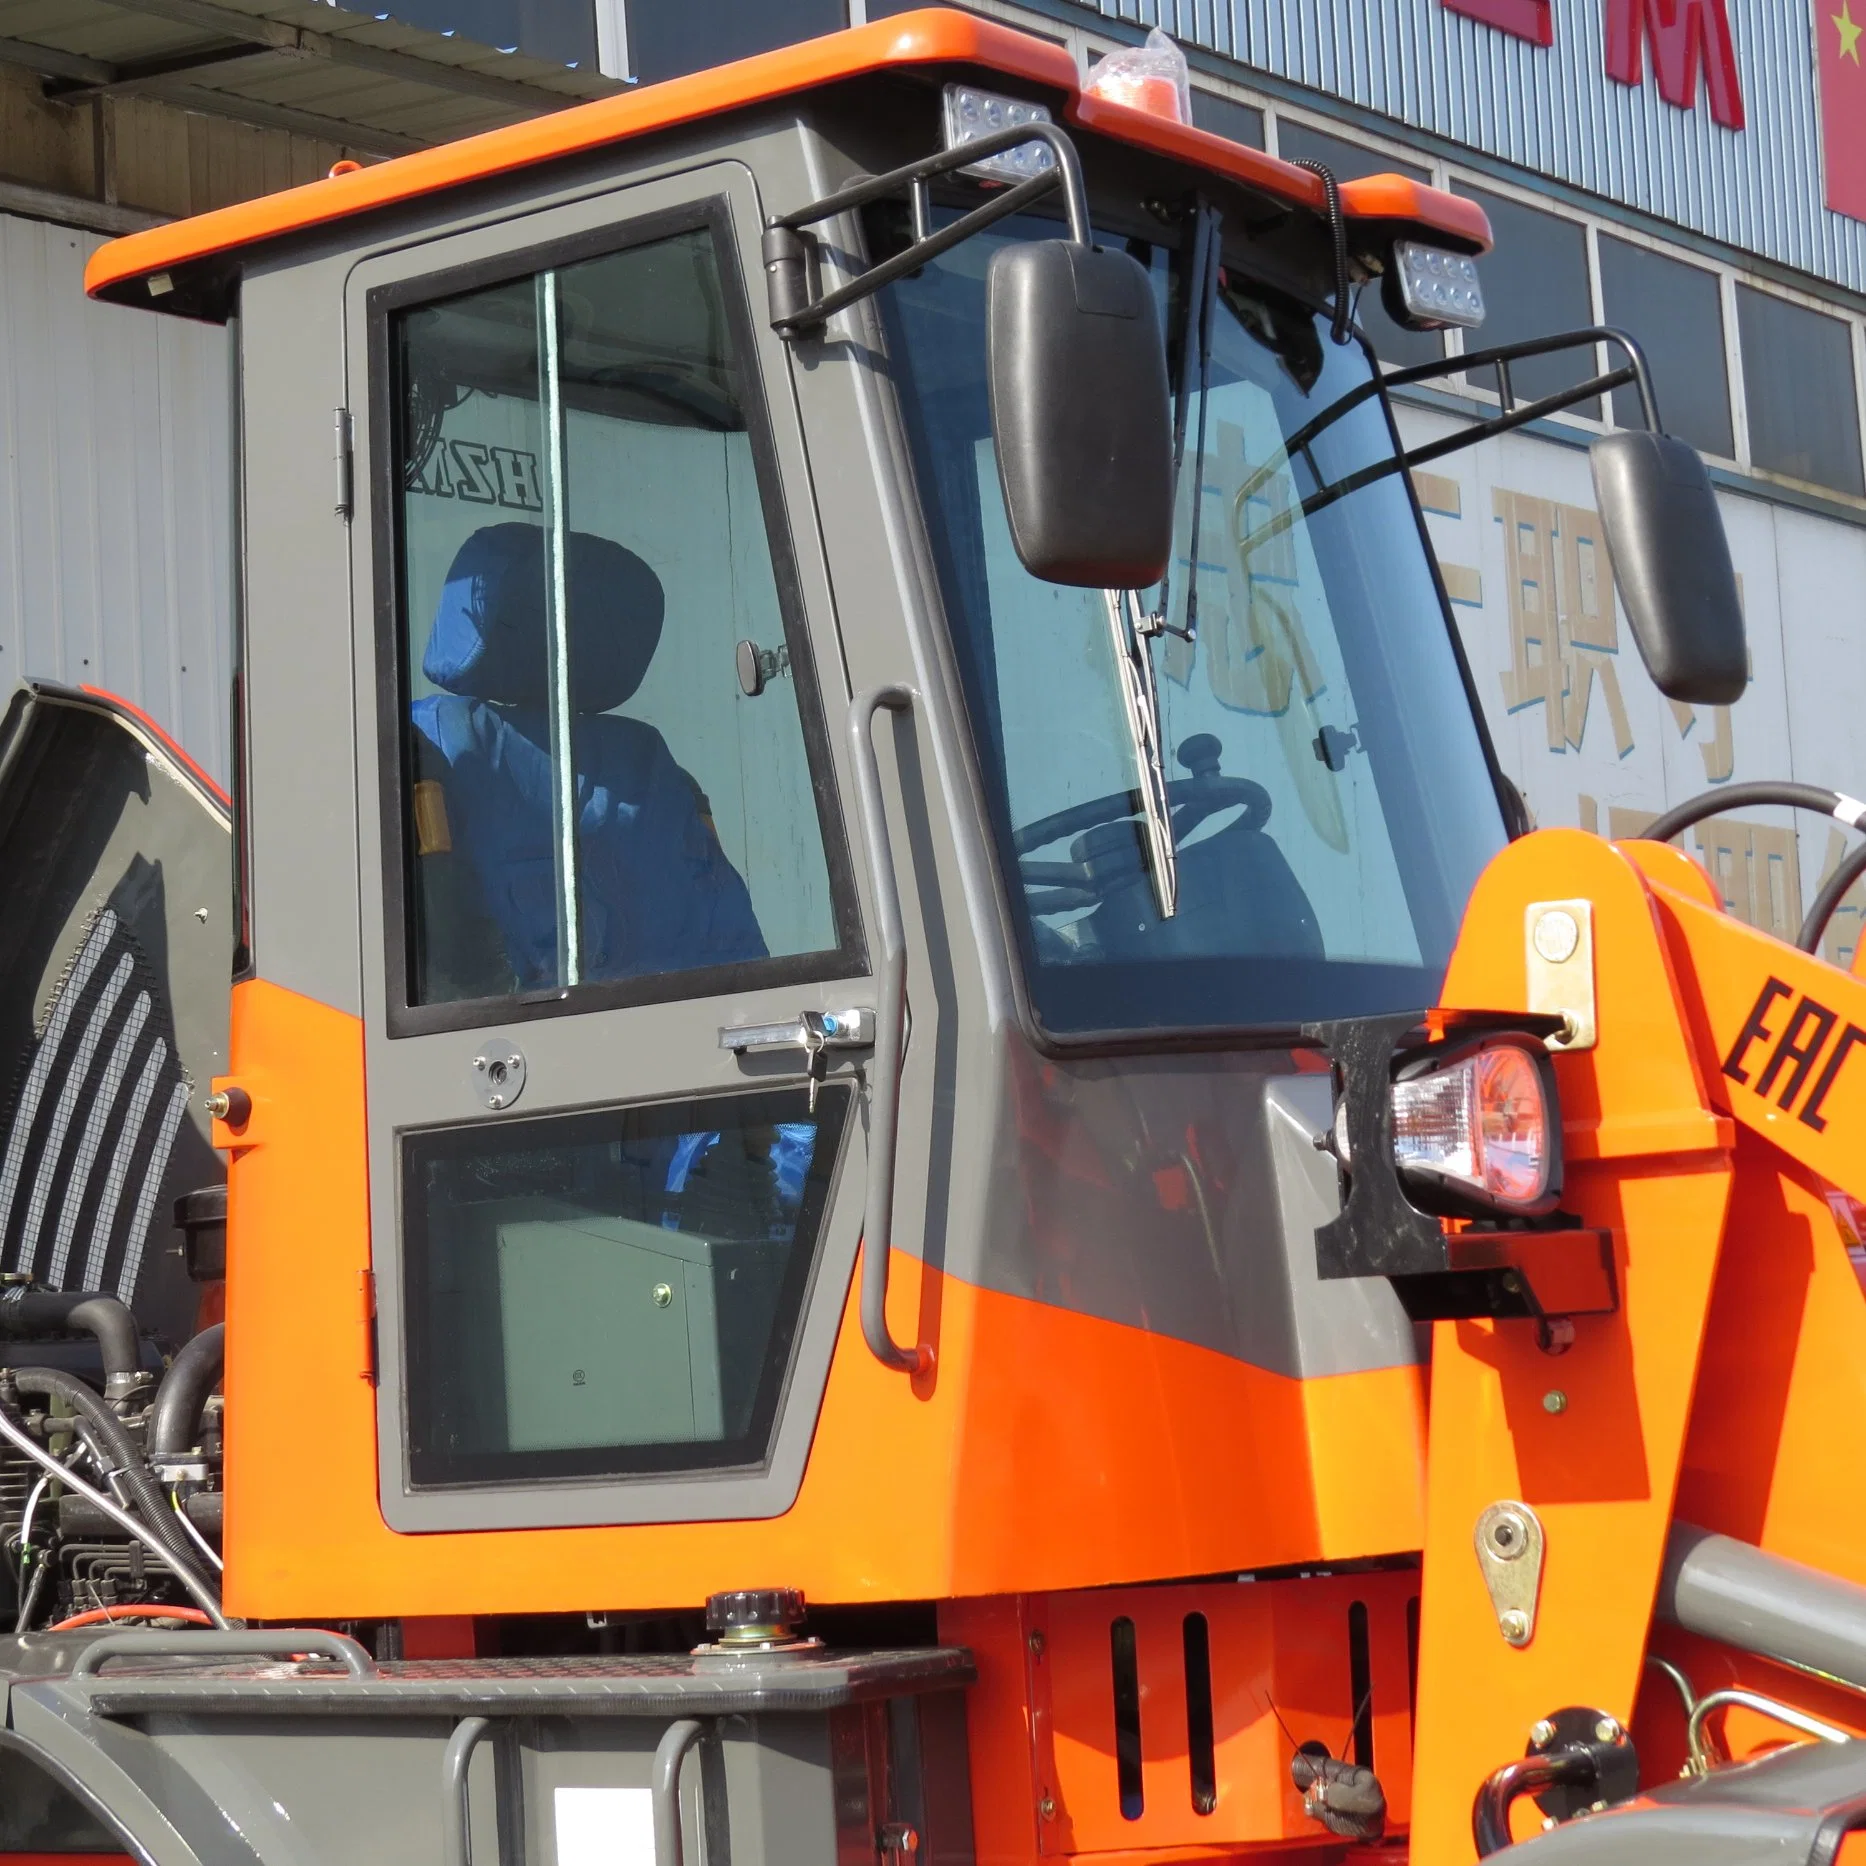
[0, 0, 617, 158]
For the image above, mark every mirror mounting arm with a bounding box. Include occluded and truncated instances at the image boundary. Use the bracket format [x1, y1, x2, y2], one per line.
[1234, 327, 1662, 560]
[764, 122, 1091, 337]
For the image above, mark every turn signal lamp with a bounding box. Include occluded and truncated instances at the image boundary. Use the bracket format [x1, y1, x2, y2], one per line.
[1389, 240, 1486, 330]
[1390, 1037, 1559, 1216]
[942, 85, 1056, 183]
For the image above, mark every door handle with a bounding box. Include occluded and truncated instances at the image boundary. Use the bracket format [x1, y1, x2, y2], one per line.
[717, 1009, 875, 1055]
[847, 685, 933, 1377]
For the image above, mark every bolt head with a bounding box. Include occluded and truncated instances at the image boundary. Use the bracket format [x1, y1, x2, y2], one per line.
[1534, 908, 1581, 964]
[1595, 1716, 1621, 1744]
[652, 1282, 673, 1308]
[1544, 1389, 1568, 1414]
[1589, 1800, 1608, 1814]
[1038, 1795, 1056, 1821]
[1502, 1610, 1531, 1642]
[1028, 1630, 1045, 1656]
[1530, 1718, 1556, 1746]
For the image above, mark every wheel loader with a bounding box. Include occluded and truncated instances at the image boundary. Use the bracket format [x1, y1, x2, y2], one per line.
[0, 8, 1863, 1863]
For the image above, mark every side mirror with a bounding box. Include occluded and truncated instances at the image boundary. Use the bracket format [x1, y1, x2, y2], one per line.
[1589, 430, 1747, 705]
[986, 240, 1173, 589]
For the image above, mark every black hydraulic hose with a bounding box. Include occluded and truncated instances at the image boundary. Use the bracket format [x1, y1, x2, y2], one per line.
[1472, 1751, 1597, 1857]
[1638, 781, 1866, 848]
[0, 1291, 140, 1392]
[1799, 838, 1866, 956]
[9, 1367, 213, 1595]
[147, 1325, 224, 1461]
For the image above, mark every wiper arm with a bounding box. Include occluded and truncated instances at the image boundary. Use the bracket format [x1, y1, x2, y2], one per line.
[1105, 588, 1179, 920]
[1155, 200, 1224, 643]
[1103, 200, 1226, 923]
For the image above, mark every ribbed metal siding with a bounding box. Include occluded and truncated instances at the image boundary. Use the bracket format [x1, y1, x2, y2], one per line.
[1096, 0, 1866, 297]
[0, 213, 232, 784]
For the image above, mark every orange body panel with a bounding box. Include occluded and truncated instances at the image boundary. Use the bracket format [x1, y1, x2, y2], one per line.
[1334, 172, 1492, 250]
[1674, 1139, 1866, 1578]
[944, 1575, 1415, 1861]
[1043, 1575, 1414, 1851]
[219, 977, 1427, 1619]
[1408, 831, 1735, 1861]
[86, 10, 1487, 308]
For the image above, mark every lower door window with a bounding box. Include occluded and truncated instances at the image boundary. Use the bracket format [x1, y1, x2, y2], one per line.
[402, 1084, 847, 1487]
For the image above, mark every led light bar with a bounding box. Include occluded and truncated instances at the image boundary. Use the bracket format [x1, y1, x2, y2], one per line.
[942, 84, 1056, 185]
[1391, 240, 1486, 330]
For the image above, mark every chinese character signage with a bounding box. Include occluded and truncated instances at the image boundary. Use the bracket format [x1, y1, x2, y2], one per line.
[1441, 0, 1745, 131]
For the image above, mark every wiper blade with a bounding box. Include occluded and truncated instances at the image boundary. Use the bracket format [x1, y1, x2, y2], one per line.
[1105, 588, 1179, 920]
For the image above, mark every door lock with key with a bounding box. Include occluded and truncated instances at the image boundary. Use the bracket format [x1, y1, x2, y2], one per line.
[719, 1009, 875, 1113]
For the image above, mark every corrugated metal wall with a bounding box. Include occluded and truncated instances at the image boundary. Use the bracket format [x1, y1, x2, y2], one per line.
[1094, 0, 1866, 297]
[0, 212, 232, 785]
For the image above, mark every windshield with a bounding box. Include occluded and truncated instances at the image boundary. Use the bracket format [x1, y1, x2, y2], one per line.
[877, 208, 1505, 1036]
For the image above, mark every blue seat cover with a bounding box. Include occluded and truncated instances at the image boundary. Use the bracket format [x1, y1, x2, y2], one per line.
[410, 522, 766, 988]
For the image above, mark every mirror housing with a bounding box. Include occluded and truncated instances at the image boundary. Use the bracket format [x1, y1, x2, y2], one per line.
[1589, 430, 1747, 705]
[986, 240, 1173, 588]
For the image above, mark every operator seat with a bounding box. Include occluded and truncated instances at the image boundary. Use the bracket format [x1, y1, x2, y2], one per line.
[409, 521, 766, 997]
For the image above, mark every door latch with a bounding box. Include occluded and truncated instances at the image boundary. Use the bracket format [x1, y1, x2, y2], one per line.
[719, 1009, 875, 1113]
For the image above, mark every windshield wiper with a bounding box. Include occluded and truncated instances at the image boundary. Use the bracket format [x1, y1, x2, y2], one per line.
[1105, 589, 1178, 919]
[1152, 200, 1223, 645]
[1108, 201, 1225, 922]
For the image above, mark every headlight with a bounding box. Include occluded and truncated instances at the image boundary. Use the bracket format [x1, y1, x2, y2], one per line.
[1389, 1035, 1560, 1217]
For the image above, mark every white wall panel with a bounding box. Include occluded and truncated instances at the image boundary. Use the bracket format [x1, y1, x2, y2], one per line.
[1398, 402, 1866, 956]
[0, 213, 231, 785]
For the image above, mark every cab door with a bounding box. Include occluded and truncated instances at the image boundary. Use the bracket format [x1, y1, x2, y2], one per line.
[343, 161, 878, 1531]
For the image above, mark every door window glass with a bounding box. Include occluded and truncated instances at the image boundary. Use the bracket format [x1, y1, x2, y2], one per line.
[403, 1086, 846, 1485]
[1454, 185, 1598, 416]
[1190, 90, 1266, 150]
[1736, 285, 1865, 495]
[1598, 235, 1734, 459]
[392, 222, 842, 1008]
[625, 0, 845, 84]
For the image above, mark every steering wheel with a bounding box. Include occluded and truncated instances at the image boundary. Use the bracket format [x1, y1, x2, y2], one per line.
[1014, 735, 1272, 912]
[1636, 780, 1866, 955]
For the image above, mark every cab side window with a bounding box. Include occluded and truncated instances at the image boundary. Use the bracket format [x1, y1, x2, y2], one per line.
[390, 219, 843, 1009]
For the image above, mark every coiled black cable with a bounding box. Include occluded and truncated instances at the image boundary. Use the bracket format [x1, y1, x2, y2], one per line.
[1290, 159, 1353, 345]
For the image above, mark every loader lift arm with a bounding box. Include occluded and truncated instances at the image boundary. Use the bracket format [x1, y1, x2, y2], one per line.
[1402, 810, 1866, 1860]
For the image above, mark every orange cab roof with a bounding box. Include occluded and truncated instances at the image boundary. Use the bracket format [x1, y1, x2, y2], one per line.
[87, 8, 1488, 310]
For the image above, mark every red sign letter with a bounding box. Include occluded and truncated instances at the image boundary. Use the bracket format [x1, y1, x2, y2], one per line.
[1441, 0, 1554, 45]
[1604, 0, 1746, 130]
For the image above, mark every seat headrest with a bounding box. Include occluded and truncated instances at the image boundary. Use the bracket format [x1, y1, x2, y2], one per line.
[422, 522, 665, 714]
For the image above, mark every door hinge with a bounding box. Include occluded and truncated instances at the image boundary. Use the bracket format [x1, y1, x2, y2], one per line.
[334, 407, 354, 519]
